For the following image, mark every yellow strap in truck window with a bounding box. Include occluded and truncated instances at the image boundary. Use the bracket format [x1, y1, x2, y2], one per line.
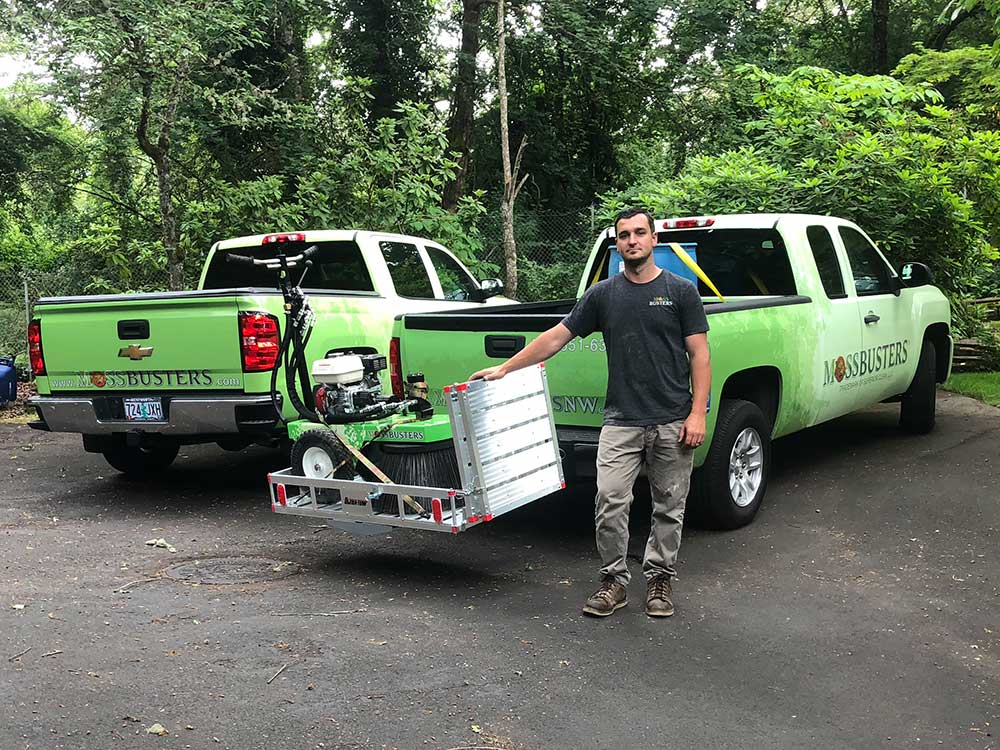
[749, 271, 769, 295]
[667, 242, 726, 302]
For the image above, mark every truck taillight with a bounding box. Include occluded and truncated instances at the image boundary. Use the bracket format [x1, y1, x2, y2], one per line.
[239, 312, 281, 372]
[388, 337, 404, 398]
[28, 319, 45, 376]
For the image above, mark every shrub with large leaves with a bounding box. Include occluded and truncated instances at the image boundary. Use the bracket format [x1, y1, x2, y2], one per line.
[605, 66, 1000, 312]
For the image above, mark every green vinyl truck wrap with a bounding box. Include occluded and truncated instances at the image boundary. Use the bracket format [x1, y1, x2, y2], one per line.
[391, 214, 953, 529]
[27, 230, 511, 475]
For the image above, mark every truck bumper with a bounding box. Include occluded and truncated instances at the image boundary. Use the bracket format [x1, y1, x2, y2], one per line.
[28, 394, 281, 436]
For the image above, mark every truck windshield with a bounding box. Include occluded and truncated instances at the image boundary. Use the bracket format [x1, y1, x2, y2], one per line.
[593, 228, 796, 297]
[202, 241, 376, 293]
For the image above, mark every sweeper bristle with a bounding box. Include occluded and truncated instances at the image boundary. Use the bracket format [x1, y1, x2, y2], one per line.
[361, 440, 462, 516]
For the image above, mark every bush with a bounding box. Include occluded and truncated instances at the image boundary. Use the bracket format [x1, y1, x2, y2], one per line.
[603, 66, 1000, 323]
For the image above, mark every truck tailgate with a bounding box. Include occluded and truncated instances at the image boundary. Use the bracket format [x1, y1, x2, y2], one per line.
[36, 291, 245, 392]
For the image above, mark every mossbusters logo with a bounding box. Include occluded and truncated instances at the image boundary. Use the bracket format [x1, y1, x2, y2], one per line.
[824, 339, 909, 386]
[78, 370, 215, 388]
[649, 296, 673, 307]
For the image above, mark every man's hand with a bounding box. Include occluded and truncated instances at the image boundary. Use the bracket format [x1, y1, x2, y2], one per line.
[470, 366, 506, 381]
[679, 412, 706, 448]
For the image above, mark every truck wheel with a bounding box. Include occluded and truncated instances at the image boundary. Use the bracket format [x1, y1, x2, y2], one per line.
[101, 436, 179, 477]
[689, 399, 771, 530]
[899, 340, 936, 434]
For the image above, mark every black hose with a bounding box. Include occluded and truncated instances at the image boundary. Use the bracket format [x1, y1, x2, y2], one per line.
[270, 314, 316, 424]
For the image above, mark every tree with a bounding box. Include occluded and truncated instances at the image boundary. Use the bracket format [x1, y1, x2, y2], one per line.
[442, 0, 490, 211]
[324, 0, 438, 122]
[497, 0, 527, 297]
[605, 67, 1000, 310]
[20, 0, 271, 289]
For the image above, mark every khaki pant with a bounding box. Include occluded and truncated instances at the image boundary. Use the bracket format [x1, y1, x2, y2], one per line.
[595, 422, 694, 584]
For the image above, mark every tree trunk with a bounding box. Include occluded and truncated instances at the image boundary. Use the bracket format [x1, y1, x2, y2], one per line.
[137, 75, 184, 291]
[153, 153, 183, 290]
[497, 0, 526, 299]
[369, 0, 396, 121]
[500, 200, 517, 299]
[442, 0, 486, 211]
[927, 5, 983, 50]
[871, 0, 889, 74]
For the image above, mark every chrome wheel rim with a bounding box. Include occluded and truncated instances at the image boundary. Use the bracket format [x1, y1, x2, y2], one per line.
[728, 427, 763, 508]
[302, 446, 335, 479]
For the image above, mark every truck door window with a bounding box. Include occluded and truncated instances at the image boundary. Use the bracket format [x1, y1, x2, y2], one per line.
[425, 246, 480, 301]
[839, 227, 892, 296]
[381, 241, 435, 298]
[203, 241, 374, 292]
[806, 225, 846, 298]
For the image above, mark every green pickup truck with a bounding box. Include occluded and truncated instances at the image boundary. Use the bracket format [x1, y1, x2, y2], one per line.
[392, 213, 953, 528]
[27, 230, 509, 475]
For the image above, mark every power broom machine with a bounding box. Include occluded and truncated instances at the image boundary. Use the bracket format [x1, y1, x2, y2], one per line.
[226, 239, 564, 536]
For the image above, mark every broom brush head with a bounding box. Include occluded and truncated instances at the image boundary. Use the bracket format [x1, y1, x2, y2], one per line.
[361, 439, 462, 515]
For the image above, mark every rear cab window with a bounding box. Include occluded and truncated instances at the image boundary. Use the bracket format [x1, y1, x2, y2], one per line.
[806, 225, 847, 299]
[589, 227, 797, 297]
[203, 241, 375, 293]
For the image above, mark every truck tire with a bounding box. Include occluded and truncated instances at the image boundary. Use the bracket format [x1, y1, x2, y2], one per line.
[101, 436, 179, 477]
[689, 399, 771, 530]
[899, 340, 936, 434]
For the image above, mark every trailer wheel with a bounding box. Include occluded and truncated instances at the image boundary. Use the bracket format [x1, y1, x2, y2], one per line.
[101, 435, 179, 477]
[899, 340, 936, 434]
[689, 399, 770, 530]
[290, 429, 356, 504]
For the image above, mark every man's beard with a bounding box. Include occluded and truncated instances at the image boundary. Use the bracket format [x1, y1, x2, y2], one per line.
[622, 253, 652, 272]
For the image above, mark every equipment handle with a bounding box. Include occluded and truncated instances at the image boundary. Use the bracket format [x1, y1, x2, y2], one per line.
[225, 253, 256, 266]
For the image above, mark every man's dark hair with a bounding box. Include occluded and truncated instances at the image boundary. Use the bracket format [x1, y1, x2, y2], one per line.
[614, 207, 655, 234]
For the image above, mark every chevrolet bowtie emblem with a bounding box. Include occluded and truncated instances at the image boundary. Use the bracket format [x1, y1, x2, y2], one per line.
[119, 345, 154, 360]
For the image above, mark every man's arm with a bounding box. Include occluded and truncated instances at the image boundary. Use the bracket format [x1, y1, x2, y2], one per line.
[679, 332, 710, 447]
[470, 323, 574, 381]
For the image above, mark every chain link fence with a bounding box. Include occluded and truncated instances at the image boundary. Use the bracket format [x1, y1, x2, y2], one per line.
[0, 208, 602, 375]
[476, 207, 601, 302]
[0, 271, 31, 377]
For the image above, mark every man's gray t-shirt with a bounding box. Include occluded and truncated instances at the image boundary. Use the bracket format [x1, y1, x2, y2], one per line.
[562, 270, 709, 426]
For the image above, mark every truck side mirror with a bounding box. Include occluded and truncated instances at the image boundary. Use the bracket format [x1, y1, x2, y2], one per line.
[472, 278, 504, 302]
[900, 262, 933, 287]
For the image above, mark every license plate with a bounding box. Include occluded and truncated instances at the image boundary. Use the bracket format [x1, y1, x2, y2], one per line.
[124, 398, 164, 422]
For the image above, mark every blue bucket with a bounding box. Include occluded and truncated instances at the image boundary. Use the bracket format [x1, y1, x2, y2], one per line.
[607, 243, 699, 287]
[0, 356, 17, 403]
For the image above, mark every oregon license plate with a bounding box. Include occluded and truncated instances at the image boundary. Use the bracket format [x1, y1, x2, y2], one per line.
[124, 397, 164, 422]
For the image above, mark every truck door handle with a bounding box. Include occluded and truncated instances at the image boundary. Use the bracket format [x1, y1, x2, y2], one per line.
[485, 335, 525, 358]
[864, 312, 880, 325]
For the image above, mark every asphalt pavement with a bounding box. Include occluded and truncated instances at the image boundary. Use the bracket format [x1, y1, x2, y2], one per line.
[2, 392, 998, 750]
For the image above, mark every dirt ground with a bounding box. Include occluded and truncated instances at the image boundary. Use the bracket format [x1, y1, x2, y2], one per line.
[2, 392, 998, 749]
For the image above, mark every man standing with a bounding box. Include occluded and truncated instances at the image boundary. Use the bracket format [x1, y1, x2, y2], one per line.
[471, 208, 711, 618]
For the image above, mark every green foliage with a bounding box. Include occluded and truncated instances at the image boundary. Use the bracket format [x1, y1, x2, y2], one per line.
[894, 45, 1000, 128]
[516, 258, 580, 301]
[943, 370, 1000, 404]
[181, 89, 489, 274]
[604, 66, 1000, 327]
[0, 303, 27, 370]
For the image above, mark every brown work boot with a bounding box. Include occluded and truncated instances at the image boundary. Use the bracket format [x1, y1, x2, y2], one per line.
[645, 575, 674, 617]
[582, 576, 627, 617]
